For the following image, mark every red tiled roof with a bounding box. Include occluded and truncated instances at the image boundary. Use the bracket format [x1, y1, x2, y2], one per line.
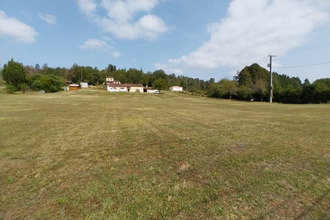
[107, 83, 143, 87]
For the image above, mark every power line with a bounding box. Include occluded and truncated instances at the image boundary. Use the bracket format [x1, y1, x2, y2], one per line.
[273, 61, 330, 69]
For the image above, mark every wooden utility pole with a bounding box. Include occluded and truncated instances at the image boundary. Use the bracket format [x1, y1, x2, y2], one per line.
[268, 55, 276, 103]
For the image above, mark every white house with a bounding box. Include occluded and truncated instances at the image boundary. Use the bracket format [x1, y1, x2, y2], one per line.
[169, 86, 183, 92]
[107, 84, 144, 93]
[106, 77, 120, 84]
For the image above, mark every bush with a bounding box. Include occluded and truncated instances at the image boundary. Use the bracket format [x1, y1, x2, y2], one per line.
[5, 83, 18, 94]
[28, 74, 65, 93]
[18, 83, 29, 93]
[31, 79, 43, 91]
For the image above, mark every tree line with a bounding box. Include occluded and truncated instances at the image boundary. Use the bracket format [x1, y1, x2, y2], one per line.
[208, 63, 330, 103]
[1, 59, 329, 103]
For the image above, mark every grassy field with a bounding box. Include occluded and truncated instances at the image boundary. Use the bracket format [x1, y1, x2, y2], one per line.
[0, 88, 329, 219]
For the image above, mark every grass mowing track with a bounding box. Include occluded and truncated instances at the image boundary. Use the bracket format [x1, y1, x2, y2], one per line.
[0, 87, 329, 219]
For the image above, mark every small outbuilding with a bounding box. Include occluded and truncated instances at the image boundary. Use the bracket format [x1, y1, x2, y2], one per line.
[70, 84, 79, 90]
[80, 82, 88, 88]
[169, 86, 183, 92]
[147, 89, 159, 94]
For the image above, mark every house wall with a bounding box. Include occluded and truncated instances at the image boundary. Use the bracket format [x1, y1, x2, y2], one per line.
[70, 86, 78, 90]
[129, 86, 144, 93]
[106, 77, 114, 82]
[80, 82, 88, 88]
[118, 87, 128, 92]
[147, 89, 159, 94]
[170, 86, 183, 92]
[107, 86, 116, 92]
[107, 84, 128, 92]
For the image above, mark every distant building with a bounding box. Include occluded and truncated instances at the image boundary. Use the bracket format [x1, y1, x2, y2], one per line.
[107, 84, 144, 93]
[80, 82, 88, 88]
[169, 86, 183, 92]
[147, 89, 159, 94]
[69, 84, 79, 90]
[106, 77, 114, 82]
[143, 87, 153, 93]
[106, 76, 120, 84]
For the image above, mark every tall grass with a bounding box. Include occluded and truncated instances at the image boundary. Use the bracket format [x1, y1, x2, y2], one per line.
[0, 89, 329, 219]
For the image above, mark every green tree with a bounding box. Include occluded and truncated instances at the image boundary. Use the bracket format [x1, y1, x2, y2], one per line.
[235, 63, 269, 100]
[152, 78, 167, 92]
[237, 85, 253, 101]
[207, 79, 238, 99]
[2, 59, 26, 91]
[153, 69, 167, 80]
[127, 68, 143, 84]
[312, 78, 330, 103]
[218, 79, 238, 99]
[40, 75, 65, 93]
[28, 74, 65, 93]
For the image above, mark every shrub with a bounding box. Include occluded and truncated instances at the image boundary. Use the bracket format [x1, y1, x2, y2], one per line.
[18, 83, 29, 93]
[5, 83, 18, 94]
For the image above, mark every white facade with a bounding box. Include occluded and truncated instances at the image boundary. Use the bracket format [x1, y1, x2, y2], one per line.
[169, 86, 183, 92]
[107, 85, 128, 92]
[129, 86, 144, 93]
[107, 86, 118, 92]
[80, 82, 88, 88]
[147, 89, 159, 94]
[106, 77, 114, 82]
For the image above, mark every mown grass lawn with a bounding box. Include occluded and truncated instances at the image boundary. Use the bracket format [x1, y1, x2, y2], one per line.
[0, 88, 329, 219]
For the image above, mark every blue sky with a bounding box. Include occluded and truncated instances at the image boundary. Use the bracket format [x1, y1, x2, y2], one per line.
[0, 0, 329, 82]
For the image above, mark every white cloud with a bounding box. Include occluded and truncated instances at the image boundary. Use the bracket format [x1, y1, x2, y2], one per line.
[101, 0, 157, 23]
[77, 0, 97, 16]
[77, 0, 168, 40]
[0, 10, 38, 43]
[112, 51, 121, 58]
[79, 38, 109, 50]
[158, 0, 330, 74]
[79, 38, 121, 57]
[38, 13, 57, 25]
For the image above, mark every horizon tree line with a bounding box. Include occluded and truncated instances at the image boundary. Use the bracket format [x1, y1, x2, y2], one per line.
[1, 59, 329, 103]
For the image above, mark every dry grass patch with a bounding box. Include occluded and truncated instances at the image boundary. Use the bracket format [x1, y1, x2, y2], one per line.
[0, 90, 329, 219]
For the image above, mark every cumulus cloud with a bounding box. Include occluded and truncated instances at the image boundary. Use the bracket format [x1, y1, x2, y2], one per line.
[0, 10, 38, 43]
[158, 0, 330, 74]
[79, 38, 121, 57]
[38, 13, 57, 25]
[77, 0, 97, 16]
[77, 0, 168, 40]
[79, 38, 108, 50]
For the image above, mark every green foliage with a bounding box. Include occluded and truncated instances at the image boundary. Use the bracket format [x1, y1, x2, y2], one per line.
[69, 64, 101, 85]
[237, 85, 253, 101]
[40, 75, 65, 93]
[5, 83, 18, 94]
[207, 79, 237, 99]
[127, 68, 144, 84]
[18, 83, 29, 93]
[2, 59, 328, 103]
[31, 80, 43, 91]
[2, 59, 26, 89]
[235, 63, 269, 101]
[152, 78, 167, 92]
[27, 74, 65, 93]
[312, 78, 330, 103]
